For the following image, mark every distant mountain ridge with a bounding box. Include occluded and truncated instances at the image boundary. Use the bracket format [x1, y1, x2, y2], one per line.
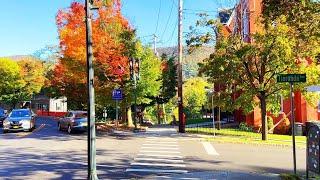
[157, 46, 214, 59]
[3, 55, 35, 61]
[157, 46, 215, 79]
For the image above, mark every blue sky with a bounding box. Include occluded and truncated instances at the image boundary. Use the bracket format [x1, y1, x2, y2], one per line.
[0, 0, 237, 56]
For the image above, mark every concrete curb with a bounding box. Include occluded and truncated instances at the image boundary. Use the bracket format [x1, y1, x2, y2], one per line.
[147, 170, 281, 180]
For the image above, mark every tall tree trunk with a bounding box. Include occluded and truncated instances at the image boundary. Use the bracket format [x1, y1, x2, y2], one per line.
[162, 103, 167, 124]
[127, 107, 133, 127]
[217, 106, 221, 130]
[157, 103, 161, 124]
[260, 91, 268, 141]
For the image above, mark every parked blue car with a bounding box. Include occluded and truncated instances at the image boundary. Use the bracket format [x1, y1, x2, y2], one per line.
[3, 109, 36, 133]
[58, 111, 87, 134]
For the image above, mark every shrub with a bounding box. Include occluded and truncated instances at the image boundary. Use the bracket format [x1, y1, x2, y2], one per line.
[274, 117, 290, 135]
[239, 122, 254, 132]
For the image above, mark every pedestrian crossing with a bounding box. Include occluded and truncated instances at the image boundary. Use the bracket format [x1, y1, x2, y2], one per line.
[126, 137, 188, 175]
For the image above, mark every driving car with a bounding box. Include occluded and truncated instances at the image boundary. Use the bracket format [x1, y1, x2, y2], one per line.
[58, 111, 87, 134]
[0, 108, 6, 127]
[3, 109, 36, 133]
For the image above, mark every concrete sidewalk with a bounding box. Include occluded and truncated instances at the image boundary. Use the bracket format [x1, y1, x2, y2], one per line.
[149, 171, 280, 180]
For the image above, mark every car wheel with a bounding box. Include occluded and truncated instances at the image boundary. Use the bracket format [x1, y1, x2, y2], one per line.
[29, 124, 33, 132]
[67, 125, 73, 134]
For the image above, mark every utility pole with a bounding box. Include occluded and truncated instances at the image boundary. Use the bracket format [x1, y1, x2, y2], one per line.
[153, 34, 158, 56]
[217, 84, 221, 130]
[85, 0, 98, 179]
[178, 0, 185, 133]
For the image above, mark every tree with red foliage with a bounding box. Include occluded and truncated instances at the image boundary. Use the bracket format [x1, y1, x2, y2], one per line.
[50, 0, 131, 109]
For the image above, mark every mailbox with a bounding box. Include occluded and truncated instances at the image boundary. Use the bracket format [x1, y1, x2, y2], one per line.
[307, 122, 320, 177]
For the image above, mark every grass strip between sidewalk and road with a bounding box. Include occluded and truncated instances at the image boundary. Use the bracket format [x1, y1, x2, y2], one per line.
[186, 118, 212, 125]
[186, 128, 306, 148]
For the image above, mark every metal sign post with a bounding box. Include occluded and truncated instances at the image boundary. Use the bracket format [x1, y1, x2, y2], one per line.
[116, 100, 119, 120]
[112, 89, 123, 121]
[103, 107, 107, 121]
[290, 82, 297, 174]
[277, 73, 306, 175]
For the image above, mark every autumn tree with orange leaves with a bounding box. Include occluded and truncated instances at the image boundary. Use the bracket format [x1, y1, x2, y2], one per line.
[49, 1, 131, 109]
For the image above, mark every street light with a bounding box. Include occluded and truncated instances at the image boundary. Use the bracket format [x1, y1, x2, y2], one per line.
[85, 0, 98, 179]
[129, 58, 140, 131]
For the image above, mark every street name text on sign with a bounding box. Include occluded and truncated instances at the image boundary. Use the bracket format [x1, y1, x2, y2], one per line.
[277, 74, 306, 83]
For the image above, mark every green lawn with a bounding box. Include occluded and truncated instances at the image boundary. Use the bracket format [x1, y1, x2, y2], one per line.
[186, 118, 212, 125]
[186, 127, 306, 148]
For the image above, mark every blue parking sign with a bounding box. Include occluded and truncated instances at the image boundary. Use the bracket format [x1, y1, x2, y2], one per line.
[112, 89, 123, 100]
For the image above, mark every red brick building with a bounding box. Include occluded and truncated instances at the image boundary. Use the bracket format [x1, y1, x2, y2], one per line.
[220, 0, 319, 130]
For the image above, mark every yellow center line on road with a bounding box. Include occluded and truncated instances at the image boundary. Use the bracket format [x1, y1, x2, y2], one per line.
[16, 124, 46, 138]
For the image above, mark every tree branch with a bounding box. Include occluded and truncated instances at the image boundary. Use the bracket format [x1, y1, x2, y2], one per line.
[242, 61, 258, 89]
[265, 87, 282, 98]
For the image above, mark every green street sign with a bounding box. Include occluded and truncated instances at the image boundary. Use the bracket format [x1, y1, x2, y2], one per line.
[277, 74, 307, 83]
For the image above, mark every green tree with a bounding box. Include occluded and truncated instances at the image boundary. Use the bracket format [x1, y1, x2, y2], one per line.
[153, 54, 177, 124]
[18, 57, 46, 100]
[158, 54, 177, 104]
[0, 58, 24, 108]
[117, 30, 162, 126]
[200, 23, 297, 140]
[183, 77, 209, 119]
[262, 0, 320, 59]
[191, 20, 320, 140]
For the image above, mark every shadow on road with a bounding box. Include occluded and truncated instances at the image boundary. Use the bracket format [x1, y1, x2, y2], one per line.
[0, 148, 133, 179]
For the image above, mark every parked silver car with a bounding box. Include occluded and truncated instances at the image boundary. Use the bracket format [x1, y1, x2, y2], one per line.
[3, 109, 36, 133]
[58, 111, 87, 134]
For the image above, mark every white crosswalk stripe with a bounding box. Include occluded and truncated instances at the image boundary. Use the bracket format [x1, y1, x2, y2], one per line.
[126, 136, 188, 174]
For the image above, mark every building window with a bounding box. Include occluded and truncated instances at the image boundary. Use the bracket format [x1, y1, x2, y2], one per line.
[242, 9, 250, 42]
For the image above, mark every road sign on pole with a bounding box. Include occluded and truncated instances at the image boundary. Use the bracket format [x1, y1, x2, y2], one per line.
[112, 89, 122, 121]
[277, 73, 307, 175]
[112, 89, 123, 100]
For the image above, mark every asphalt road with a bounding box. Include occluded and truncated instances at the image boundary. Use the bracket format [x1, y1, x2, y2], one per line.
[0, 117, 307, 179]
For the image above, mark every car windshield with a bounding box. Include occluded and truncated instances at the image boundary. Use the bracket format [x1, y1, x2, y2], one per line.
[10, 110, 31, 118]
[75, 112, 87, 118]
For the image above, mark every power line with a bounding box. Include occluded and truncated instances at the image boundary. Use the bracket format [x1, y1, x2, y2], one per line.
[183, 12, 217, 17]
[162, 18, 178, 47]
[184, 8, 218, 13]
[154, 0, 162, 34]
[160, 0, 175, 41]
